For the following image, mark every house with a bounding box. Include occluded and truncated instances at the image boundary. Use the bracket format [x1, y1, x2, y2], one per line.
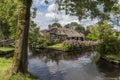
[49, 27, 85, 41]
[39, 29, 49, 36]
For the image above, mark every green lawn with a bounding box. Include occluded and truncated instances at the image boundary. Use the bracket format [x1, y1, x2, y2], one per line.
[105, 54, 120, 63]
[0, 58, 12, 72]
[48, 43, 66, 51]
[0, 47, 14, 52]
[0, 58, 37, 80]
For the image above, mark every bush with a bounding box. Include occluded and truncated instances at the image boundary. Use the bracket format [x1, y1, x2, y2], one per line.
[63, 40, 92, 50]
[98, 34, 120, 56]
[36, 37, 51, 48]
[63, 40, 78, 50]
[29, 33, 52, 48]
[53, 39, 61, 44]
[86, 34, 98, 41]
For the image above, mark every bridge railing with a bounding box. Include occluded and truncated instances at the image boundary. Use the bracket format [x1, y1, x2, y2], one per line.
[0, 39, 14, 47]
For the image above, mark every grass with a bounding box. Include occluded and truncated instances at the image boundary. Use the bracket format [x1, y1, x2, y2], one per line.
[48, 43, 66, 51]
[0, 73, 37, 80]
[104, 54, 120, 61]
[0, 58, 12, 72]
[0, 58, 37, 80]
[0, 47, 14, 52]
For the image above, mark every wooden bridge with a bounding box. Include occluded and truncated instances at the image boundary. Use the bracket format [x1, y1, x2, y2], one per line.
[0, 39, 14, 47]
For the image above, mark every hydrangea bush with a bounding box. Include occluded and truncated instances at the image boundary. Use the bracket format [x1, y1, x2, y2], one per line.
[63, 39, 98, 50]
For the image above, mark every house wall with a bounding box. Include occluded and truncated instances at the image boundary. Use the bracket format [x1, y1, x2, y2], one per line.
[50, 33, 67, 42]
[50, 33, 85, 42]
[67, 37, 85, 41]
[58, 35, 67, 41]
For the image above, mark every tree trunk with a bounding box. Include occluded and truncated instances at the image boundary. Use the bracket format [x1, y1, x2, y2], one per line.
[12, 0, 32, 74]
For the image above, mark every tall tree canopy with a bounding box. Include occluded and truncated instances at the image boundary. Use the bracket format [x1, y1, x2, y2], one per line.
[0, 0, 17, 39]
[86, 21, 114, 41]
[64, 22, 85, 33]
[48, 22, 62, 29]
[57, 0, 119, 20]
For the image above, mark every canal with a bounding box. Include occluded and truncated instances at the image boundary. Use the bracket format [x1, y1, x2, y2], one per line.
[28, 49, 120, 80]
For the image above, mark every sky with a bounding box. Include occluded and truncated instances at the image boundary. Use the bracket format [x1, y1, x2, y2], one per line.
[31, 0, 119, 30]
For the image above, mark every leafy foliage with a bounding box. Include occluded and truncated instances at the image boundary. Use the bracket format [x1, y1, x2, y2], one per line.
[48, 22, 62, 29]
[36, 34, 51, 48]
[0, 0, 17, 39]
[86, 22, 120, 57]
[57, 0, 119, 20]
[98, 33, 120, 56]
[29, 21, 40, 47]
[29, 27, 51, 48]
[64, 22, 85, 33]
[86, 21, 113, 41]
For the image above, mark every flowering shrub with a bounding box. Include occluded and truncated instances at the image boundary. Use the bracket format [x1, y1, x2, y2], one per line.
[63, 40, 80, 50]
[63, 39, 98, 50]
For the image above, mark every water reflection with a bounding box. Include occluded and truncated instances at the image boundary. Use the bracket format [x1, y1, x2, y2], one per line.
[28, 49, 120, 80]
[97, 59, 120, 79]
[29, 49, 95, 64]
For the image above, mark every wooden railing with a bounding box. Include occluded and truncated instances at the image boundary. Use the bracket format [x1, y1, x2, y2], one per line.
[0, 39, 14, 47]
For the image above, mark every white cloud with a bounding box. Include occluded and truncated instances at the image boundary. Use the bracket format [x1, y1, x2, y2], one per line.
[32, 0, 54, 7]
[32, 0, 44, 7]
[97, 4, 104, 13]
[45, 3, 80, 26]
[32, 11, 49, 29]
[47, 3, 59, 12]
[32, 0, 47, 7]
[45, 3, 62, 21]
[45, 12, 60, 19]
[119, 0, 120, 3]
[32, 0, 99, 30]
[59, 16, 79, 26]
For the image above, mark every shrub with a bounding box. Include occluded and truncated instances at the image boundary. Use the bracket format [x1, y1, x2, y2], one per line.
[63, 39, 99, 50]
[63, 40, 78, 50]
[98, 34, 120, 56]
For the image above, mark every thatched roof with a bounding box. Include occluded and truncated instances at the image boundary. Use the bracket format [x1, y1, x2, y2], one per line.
[49, 28, 84, 37]
[39, 29, 49, 36]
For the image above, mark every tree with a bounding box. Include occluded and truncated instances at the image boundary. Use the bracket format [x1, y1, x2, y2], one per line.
[57, 0, 119, 20]
[0, 0, 17, 39]
[48, 22, 62, 29]
[29, 21, 40, 47]
[86, 21, 113, 41]
[86, 25, 99, 41]
[75, 26, 85, 33]
[12, 0, 32, 74]
[96, 22, 120, 56]
[98, 33, 120, 56]
[64, 22, 85, 33]
[64, 22, 78, 29]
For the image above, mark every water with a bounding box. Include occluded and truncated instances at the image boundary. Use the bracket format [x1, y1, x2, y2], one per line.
[28, 49, 120, 80]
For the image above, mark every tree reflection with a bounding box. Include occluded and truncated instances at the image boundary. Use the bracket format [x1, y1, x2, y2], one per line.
[96, 59, 120, 78]
[29, 48, 94, 64]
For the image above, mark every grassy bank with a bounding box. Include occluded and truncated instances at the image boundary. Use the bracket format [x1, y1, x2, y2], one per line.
[103, 54, 120, 64]
[0, 58, 37, 80]
[48, 43, 67, 51]
[0, 47, 14, 52]
[0, 47, 14, 55]
[0, 73, 37, 80]
[48, 43, 95, 52]
[0, 58, 12, 72]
